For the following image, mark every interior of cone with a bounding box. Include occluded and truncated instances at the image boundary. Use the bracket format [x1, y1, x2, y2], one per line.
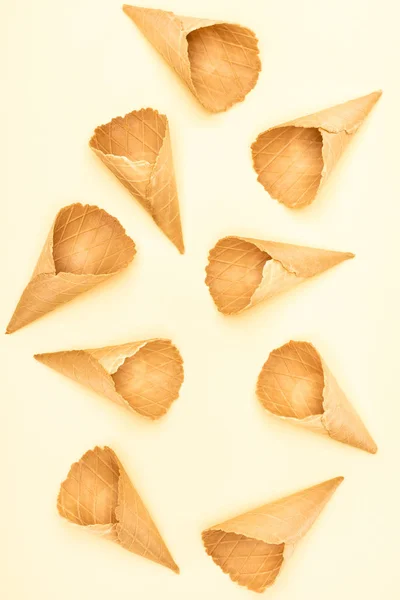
[112, 340, 184, 418]
[58, 448, 119, 527]
[206, 237, 269, 314]
[252, 126, 324, 208]
[187, 24, 260, 112]
[203, 529, 284, 592]
[52, 204, 135, 275]
[257, 342, 324, 419]
[90, 109, 166, 163]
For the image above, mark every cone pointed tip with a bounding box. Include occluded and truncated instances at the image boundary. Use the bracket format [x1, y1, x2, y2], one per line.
[5, 318, 17, 334]
[341, 251, 355, 262]
[122, 4, 139, 16]
[171, 563, 180, 574]
[328, 476, 344, 488]
[34, 353, 47, 363]
[367, 89, 382, 103]
[336, 251, 355, 264]
[335, 251, 355, 262]
[171, 236, 185, 254]
[360, 89, 382, 101]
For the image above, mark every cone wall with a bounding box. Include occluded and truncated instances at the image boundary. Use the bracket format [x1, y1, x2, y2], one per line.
[90, 108, 184, 253]
[123, 6, 261, 112]
[205, 236, 354, 315]
[252, 91, 382, 208]
[35, 339, 184, 420]
[6, 204, 136, 333]
[257, 340, 377, 453]
[58, 446, 179, 572]
[202, 477, 343, 592]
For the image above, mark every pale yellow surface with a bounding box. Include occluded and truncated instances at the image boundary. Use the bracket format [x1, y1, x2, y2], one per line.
[1, 0, 400, 598]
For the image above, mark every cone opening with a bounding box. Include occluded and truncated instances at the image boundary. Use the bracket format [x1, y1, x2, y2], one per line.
[206, 237, 269, 314]
[202, 529, 284, 592]
[52, 204, 135, 275]
[257, 341, 325, 419]
[252, 126, 324, 208]
[90, 109, 167, 164]
[187, 24, 260, 112]
[112, 340, 184, 419]
[57, 447, 119, 527]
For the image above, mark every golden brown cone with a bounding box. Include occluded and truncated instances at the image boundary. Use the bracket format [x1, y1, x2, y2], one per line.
[256, 340, 377, 453]
[202, 477, 343, 592]
[58, 446, 179, 572]
[90, 109, 183, 252]
[251, 91, 382, 208]
[123, 6, 261, 113]
[6, 204, 136, 334]
[90, 108, 184, 253]
[205, 236, 354, 315]
[35, 339, 184, 420]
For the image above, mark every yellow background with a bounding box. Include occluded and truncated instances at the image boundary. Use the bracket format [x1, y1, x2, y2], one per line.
[2, 0, 400, 598]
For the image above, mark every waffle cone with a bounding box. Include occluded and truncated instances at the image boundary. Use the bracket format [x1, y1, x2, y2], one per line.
[202, 477, 343, 592]
[58, 446, 179, 572]
[252, 91, 382, 208]
[90, 108, 184, 253]
[205, 236, 354, 315]
[6, 204, 136, 334]
[35, 339, 183, 420]
[123, 6, 261, 113]
[256, 340, 377, 453]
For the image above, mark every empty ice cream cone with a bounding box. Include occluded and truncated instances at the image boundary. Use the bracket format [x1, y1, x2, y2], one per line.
[202, 477, 343, 592]
[58, 446, 179, 572]
[256, 340, 377, 453]
[6, 203, 136, 333]
[252, 91, 382, 208]
[35, 339, 184, 420]
[205, 236, 354, 315]
[90, 108, 184, 253]
[123, 5, 261, 112]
